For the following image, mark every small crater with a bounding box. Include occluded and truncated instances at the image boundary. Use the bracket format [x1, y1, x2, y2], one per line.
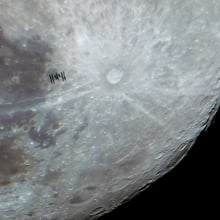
[69, 185, 97, 205]
[26, 211, 34, 217]
[86, 186, 97, 191]
[106, 69, 124, 85]
[69, 195, 83, 204]
[89, 207, 107, 217]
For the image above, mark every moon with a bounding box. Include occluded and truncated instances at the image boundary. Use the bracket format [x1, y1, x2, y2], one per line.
[0, 1, 220, 219]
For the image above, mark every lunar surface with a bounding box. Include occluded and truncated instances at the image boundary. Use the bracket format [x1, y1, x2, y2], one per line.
[0, 1, 220, 219]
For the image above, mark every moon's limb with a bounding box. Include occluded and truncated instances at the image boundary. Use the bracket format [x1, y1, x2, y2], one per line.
[0, 1, 220, 219]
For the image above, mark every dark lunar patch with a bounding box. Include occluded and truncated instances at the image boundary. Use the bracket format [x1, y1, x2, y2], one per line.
[0, 110, 37, 136]
[0, 27, 53, 105]
[0, 25, 65, 149]
[28, 126, 56, 148]
[28, 112, 65, 148]
[0, 138, 28, 186]
[13, 110, 37, 127]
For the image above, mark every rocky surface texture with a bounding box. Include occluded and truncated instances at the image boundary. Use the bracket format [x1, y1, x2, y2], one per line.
[0, 1, 220, 219]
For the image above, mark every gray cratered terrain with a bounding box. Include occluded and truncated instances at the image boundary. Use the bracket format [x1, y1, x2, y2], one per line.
[0, 1, 220, 219]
